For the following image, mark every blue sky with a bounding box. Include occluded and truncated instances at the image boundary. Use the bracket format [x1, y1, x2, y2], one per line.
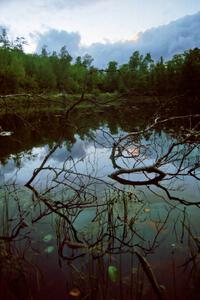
[0, 0, 200, 66]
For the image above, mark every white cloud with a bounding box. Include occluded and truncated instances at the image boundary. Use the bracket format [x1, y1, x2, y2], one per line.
[1, 0, 200, 47]
[35, 12, 200, 67]
[0, 0, 105, 9]
[135, 12, 200, 59]
[48, 0, 106, 9]
[36, 30, 81, 56]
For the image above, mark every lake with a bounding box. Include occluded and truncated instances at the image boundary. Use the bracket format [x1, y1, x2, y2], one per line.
[0, 102, 200, 300]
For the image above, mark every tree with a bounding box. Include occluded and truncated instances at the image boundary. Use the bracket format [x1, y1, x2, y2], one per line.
[128, 51, 144, 91]
[151, 56, 167, 95]
[41, 45, 49, 57]
[0, 30, 199, 98]
[181, 48, 200, 97]
[13, 37, 27, 52]
[104, 61, 119, 92]
[82, 54, 93, 68]
[0, 29, 10, 49]
[37, 58, 56, 91]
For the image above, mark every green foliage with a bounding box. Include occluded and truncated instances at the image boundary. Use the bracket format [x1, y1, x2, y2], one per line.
[0, 28, 199, 97]
[0, 29, 10, 48]
[181, 48, 200, 97]
[104, 61, 119, 92]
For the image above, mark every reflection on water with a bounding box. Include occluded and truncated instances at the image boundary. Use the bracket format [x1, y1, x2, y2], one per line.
[1, 105, 200, 300]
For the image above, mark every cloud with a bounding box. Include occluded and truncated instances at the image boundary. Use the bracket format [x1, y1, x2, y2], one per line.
[47, 0, 106, 9]
[52, 139, 88, 162]
[135, 11, 200, 59]
[0, 0, 104, 9]
[81, 11, 200, 67]
[36, 29, 81, 55]
[34, 11, 200, 67]
[1, 0, 200, 51]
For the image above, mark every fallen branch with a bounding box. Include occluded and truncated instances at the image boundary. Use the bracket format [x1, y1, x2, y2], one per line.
[0, 93, 32, 99]
[109, 166, 166, 186]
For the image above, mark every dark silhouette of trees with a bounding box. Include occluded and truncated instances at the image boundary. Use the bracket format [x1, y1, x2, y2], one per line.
[0, 28, 199, 98]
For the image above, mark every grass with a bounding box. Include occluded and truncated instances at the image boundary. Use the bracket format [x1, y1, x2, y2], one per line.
[0, 91, 164, 115]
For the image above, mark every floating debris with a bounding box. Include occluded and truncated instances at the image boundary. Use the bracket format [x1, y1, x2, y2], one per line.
[0, 131, 13, 136]
[43, 234, 53, 242]
[69, 288, 81, 297]
[147, 220, 167, 233]
[108, 265, 119, 282]
[143, 208, 151, 213]
[44, 246, 55, 254]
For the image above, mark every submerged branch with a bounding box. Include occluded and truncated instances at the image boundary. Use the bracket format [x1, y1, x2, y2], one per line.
[135, 250, 165, 300]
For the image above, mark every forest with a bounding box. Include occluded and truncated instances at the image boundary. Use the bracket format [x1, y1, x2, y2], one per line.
[0, 28, 200, 97]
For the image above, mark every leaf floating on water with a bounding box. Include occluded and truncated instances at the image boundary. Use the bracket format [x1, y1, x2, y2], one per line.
[44, 246, 55, 254]
[147, 220, 167, 233]
[69, 287, 81, 297]
[43, 234, 53, 242]
[143, 208, 151, 213]
[0, 131, 13, 136]
[108, 265, 119, 282]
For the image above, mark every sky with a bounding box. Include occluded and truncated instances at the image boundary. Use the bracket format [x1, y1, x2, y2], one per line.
[0, 0, 200, 66]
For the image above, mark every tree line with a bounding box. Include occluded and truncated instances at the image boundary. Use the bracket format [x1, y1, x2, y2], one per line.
[0, 29, 199, 97]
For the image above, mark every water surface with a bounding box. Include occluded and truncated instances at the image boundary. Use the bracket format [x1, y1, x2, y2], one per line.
[1, 104, 200, 300]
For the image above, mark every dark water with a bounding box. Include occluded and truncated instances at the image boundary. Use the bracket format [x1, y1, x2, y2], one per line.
[1, 103, 200, 300]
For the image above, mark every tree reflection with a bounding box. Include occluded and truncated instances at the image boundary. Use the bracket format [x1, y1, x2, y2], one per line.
[1, 113, 200, 299]
[110, 114, 200, 206]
